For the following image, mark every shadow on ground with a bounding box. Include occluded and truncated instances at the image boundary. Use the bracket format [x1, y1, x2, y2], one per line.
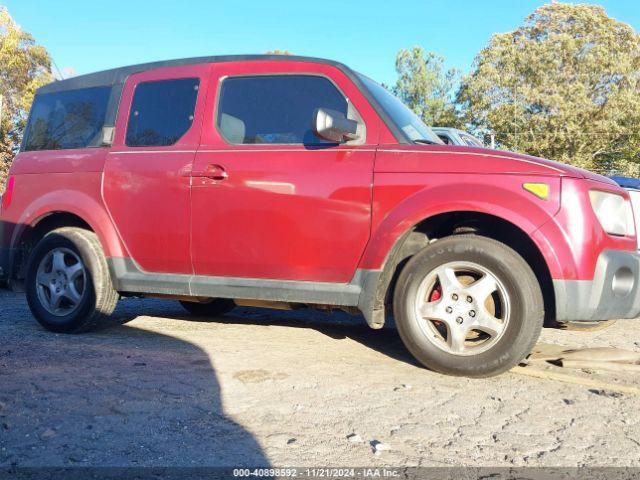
[0, 296, 271, 467]
[1, 292, 428, 468]
[131, 300, 421, 368]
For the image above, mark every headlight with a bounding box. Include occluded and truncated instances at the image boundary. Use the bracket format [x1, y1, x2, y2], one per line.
[589, 190, 635, 236]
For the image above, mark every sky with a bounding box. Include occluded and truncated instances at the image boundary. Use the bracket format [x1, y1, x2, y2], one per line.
[4, 0, 640, 86]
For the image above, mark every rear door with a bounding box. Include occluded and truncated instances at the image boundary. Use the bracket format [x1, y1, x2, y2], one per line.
[103, 65, 210, 274]
[191, 61, 381, 283]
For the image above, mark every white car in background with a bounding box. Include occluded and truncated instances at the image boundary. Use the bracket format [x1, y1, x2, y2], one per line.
[611, 176, 640, 250]
[432, 127, 485, 147]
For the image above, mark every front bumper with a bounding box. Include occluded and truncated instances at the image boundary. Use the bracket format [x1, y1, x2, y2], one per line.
[554, 249, 640, 321]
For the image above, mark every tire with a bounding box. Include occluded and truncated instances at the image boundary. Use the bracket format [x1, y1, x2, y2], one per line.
[393, 234, 543, 378]
[179, 298, 236, 317]
[25, 227, 119, 333]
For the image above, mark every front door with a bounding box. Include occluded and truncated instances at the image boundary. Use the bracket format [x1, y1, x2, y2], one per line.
[191, 62, 379, 283]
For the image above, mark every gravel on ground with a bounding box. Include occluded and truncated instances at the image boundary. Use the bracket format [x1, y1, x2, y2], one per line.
[1, 289, 639, 467]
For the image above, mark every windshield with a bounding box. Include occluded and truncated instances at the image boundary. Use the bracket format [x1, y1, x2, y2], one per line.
[357, 73, 442, 144]
[459, 132, 484, 148]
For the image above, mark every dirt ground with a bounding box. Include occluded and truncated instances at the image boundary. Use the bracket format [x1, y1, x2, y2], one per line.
[1, 288, 640, 468]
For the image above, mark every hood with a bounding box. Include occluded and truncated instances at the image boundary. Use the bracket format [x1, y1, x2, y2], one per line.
[493, 148, 617, 185]
[376, 144, 618, 185]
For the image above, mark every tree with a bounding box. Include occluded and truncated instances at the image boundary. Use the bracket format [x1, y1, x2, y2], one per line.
[393, 46, 461, 128]
[458, 3, 640, 175]
[0, 6, 52, 191]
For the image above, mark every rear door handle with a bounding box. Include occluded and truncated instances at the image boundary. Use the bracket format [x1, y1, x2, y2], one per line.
[194, 164, 228, 181]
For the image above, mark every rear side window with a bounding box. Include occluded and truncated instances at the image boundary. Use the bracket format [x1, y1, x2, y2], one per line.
[23, 87, 111, 151]
[126, 78, 200, 147]
[217, 75, 347, 144]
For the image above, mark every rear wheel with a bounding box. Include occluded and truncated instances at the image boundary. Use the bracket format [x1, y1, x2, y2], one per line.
[393, 234, 543, 377]
[179, 298, 236, 317]
[26, 228, 119, 333]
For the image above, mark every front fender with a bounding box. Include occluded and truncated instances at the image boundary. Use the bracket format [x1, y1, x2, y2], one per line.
[359, 173, 562, 271]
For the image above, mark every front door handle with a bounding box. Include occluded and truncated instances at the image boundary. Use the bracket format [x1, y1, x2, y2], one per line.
[194, 164, 228, 181]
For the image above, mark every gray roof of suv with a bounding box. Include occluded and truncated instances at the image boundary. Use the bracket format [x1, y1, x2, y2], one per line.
[33, 54, 408, 144]
[37, 54, 353, 94]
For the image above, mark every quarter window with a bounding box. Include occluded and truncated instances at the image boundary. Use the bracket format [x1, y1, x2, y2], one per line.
[216, 75, 348, 144]
[23, 87, 111, 151]
[126, 78, 200, 147]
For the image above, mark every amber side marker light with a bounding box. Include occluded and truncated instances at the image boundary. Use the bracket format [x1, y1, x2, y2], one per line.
[523, 182, 550, 200]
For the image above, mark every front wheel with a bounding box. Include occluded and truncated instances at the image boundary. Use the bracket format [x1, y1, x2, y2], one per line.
[393, 235, 543, 377]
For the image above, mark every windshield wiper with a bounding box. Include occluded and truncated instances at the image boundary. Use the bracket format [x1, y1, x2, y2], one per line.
[413, 139, 439, 145]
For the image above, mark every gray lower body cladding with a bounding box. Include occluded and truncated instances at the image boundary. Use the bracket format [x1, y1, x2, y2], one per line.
[0, 246, 10, 283]
[0, 220, 11, 282]
[107, 257, 383, 328]
[554, 249, 640, 321]
[12, 247, 640, 325]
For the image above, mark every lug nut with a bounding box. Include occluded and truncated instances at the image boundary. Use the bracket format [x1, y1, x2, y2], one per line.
[467, 296, 473, 303]
[452, 293, 458, 301]
[456, 317, 464, 324]
[469, 310, 476, 318]
[446, 306, 453, 314]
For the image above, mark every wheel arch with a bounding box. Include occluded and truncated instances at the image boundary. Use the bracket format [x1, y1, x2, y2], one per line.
[9, 192, 127, 286]
[362, 210, 556, 329]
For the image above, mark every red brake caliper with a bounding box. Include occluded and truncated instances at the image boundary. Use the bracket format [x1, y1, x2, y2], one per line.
[429, 286, 442, 326]
[430, 285, 442, 302]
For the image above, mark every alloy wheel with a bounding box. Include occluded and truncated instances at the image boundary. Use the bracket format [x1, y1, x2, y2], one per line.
[413, 261, 511, 356]
[36, 247, 87, 316]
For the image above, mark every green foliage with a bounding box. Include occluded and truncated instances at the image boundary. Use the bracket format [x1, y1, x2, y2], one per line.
[393, 46, 462, 128]
[457, 2, 640, 175]
[0, 6, 52, 192]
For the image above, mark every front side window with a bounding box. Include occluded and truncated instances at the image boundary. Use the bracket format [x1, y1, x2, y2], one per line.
[23, 87, 111, 151]
[126, 78, 199, 147]
[216, 75, 348, 144]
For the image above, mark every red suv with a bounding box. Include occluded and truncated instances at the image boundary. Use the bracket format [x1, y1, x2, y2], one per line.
[1, 55, 638, 377]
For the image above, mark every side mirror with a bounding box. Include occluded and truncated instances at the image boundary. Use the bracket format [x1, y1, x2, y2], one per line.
[313, 108, 360, 143]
